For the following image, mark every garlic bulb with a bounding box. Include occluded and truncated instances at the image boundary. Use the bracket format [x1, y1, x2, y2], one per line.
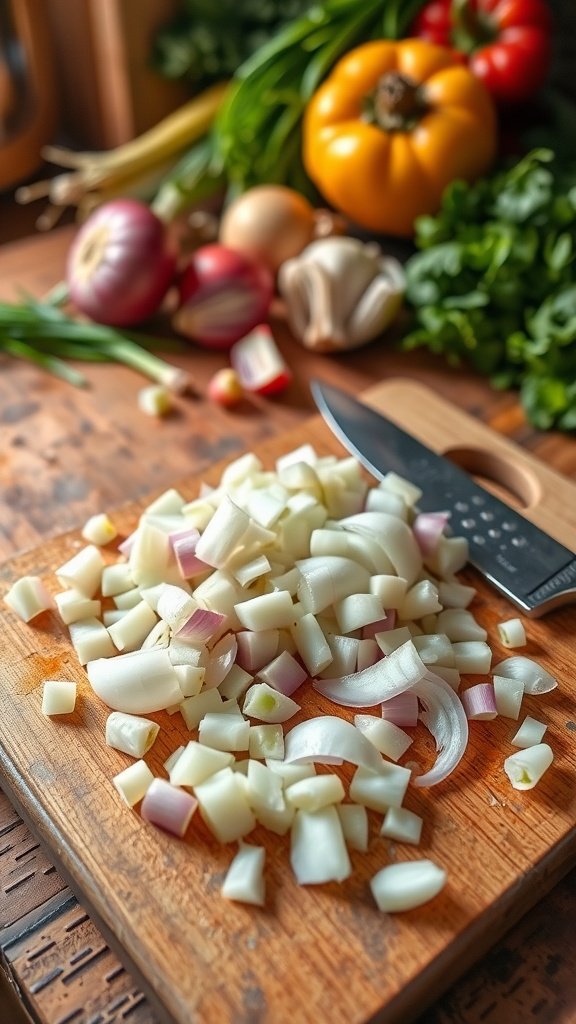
[278, 236, 405, 352]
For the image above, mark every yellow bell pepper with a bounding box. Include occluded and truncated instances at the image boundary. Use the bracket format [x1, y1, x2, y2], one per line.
[303, 38, 497, 238]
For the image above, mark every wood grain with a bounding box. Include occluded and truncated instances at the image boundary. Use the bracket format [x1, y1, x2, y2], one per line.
[0, 382, 575, 1024]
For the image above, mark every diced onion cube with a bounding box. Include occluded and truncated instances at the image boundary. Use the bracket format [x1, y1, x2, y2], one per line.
[497, 617, 527, 649]
[349, 764, 411, 811]
[370, 860, 446, 912]
[380, 806, 423, 845]
[353, 716, 413, 762]
[56, 545, 103, 598]
[4, 575, 53, 622]
[113, 759, 154, 806]
[249, 724, 285, 760]
[198, 713, 250, 751]
[194, 767, 256, 842]
[222, 842, 266, 906]
[290, 806, 351, 885]
[336, 804, 369, 852]
[55, 590, 101, 625]
[451, 641, 492, 674]
[70, 617, 116, 665]
[511, 716, 547, 749]
[41, 680, 77, 716]
[243, 683, 300, 724]
[107, 600, 158, 652]
[105, 712, 159, 758]
[235, 590, 296, 631]
[101, 563, 134, 597]
[503, 743, 553, 790]
[265, 761, 316, 787]
[82, 513, 117, 546]
[170, 741, 234, 787]
[180, 689, 223, 730]
[493, 674, 524, 720]
[285, 774, 345, 812]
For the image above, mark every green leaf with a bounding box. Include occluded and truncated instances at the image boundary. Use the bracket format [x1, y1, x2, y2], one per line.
[544, 232, 573, 273]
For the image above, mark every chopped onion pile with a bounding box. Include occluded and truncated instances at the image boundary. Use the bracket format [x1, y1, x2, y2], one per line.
[4, 444, 560, 911]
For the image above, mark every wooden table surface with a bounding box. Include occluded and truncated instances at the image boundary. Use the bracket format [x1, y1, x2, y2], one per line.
[0, 225, 575, 1024]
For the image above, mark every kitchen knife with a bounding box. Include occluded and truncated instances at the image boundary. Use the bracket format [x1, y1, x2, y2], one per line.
[311, 379, 576, 617]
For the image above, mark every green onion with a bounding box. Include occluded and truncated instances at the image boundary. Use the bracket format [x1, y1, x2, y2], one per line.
[0, 298, 191, 391]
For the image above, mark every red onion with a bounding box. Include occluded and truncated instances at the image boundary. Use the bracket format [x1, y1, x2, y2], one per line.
[173, 245, 274, 349]
[67, 199, 177, 326]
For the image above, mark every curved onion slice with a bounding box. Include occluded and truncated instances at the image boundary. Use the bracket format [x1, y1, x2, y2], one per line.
[295, 556, 370, 615]
[338, 512, 422, 585]
[87, 648, 183, 713]
[313, 640, 427, 708]
[492, 656, 557, 695]
[284, 716, 384, 774]
[412, 670, 469, 788]
[203, 632, 238, 689]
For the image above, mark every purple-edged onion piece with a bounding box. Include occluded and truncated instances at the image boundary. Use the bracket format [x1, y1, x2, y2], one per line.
[461, 682, 497, 721]
[381, 691, 419, 727]
[176, 607, 225, 644]
[412, 512, 450, 556]
[141, 777, 198, 837]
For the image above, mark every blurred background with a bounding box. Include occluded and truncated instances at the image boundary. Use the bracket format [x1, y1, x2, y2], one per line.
[1, 0, 575, 246]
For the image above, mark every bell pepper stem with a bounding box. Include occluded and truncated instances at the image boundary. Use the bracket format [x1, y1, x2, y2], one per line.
[372, 73, 425, 131]
[451, 0, 494, 52]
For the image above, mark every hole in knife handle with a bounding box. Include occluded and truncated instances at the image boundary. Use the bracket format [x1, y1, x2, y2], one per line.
[443, 447, 542, 511]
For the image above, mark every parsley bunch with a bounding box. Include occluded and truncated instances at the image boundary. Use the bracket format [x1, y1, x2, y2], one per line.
[404, 149, 576, 431]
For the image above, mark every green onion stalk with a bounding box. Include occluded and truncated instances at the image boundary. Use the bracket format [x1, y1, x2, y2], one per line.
[0, 296, 190, 391]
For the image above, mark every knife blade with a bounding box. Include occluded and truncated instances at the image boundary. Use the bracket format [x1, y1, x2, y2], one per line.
[311, 380, 576, 618]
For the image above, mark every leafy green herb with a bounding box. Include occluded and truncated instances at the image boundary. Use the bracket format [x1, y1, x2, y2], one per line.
[0, 297, 188, 391]
[151, 0, 311, 89]
[403, 149, 576, 431]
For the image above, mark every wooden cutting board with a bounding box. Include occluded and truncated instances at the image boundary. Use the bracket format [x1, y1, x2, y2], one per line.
[1, 379, 575, 1024]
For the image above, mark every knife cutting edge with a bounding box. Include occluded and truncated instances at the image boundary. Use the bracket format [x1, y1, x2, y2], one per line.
[310, 379, 576, 618]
